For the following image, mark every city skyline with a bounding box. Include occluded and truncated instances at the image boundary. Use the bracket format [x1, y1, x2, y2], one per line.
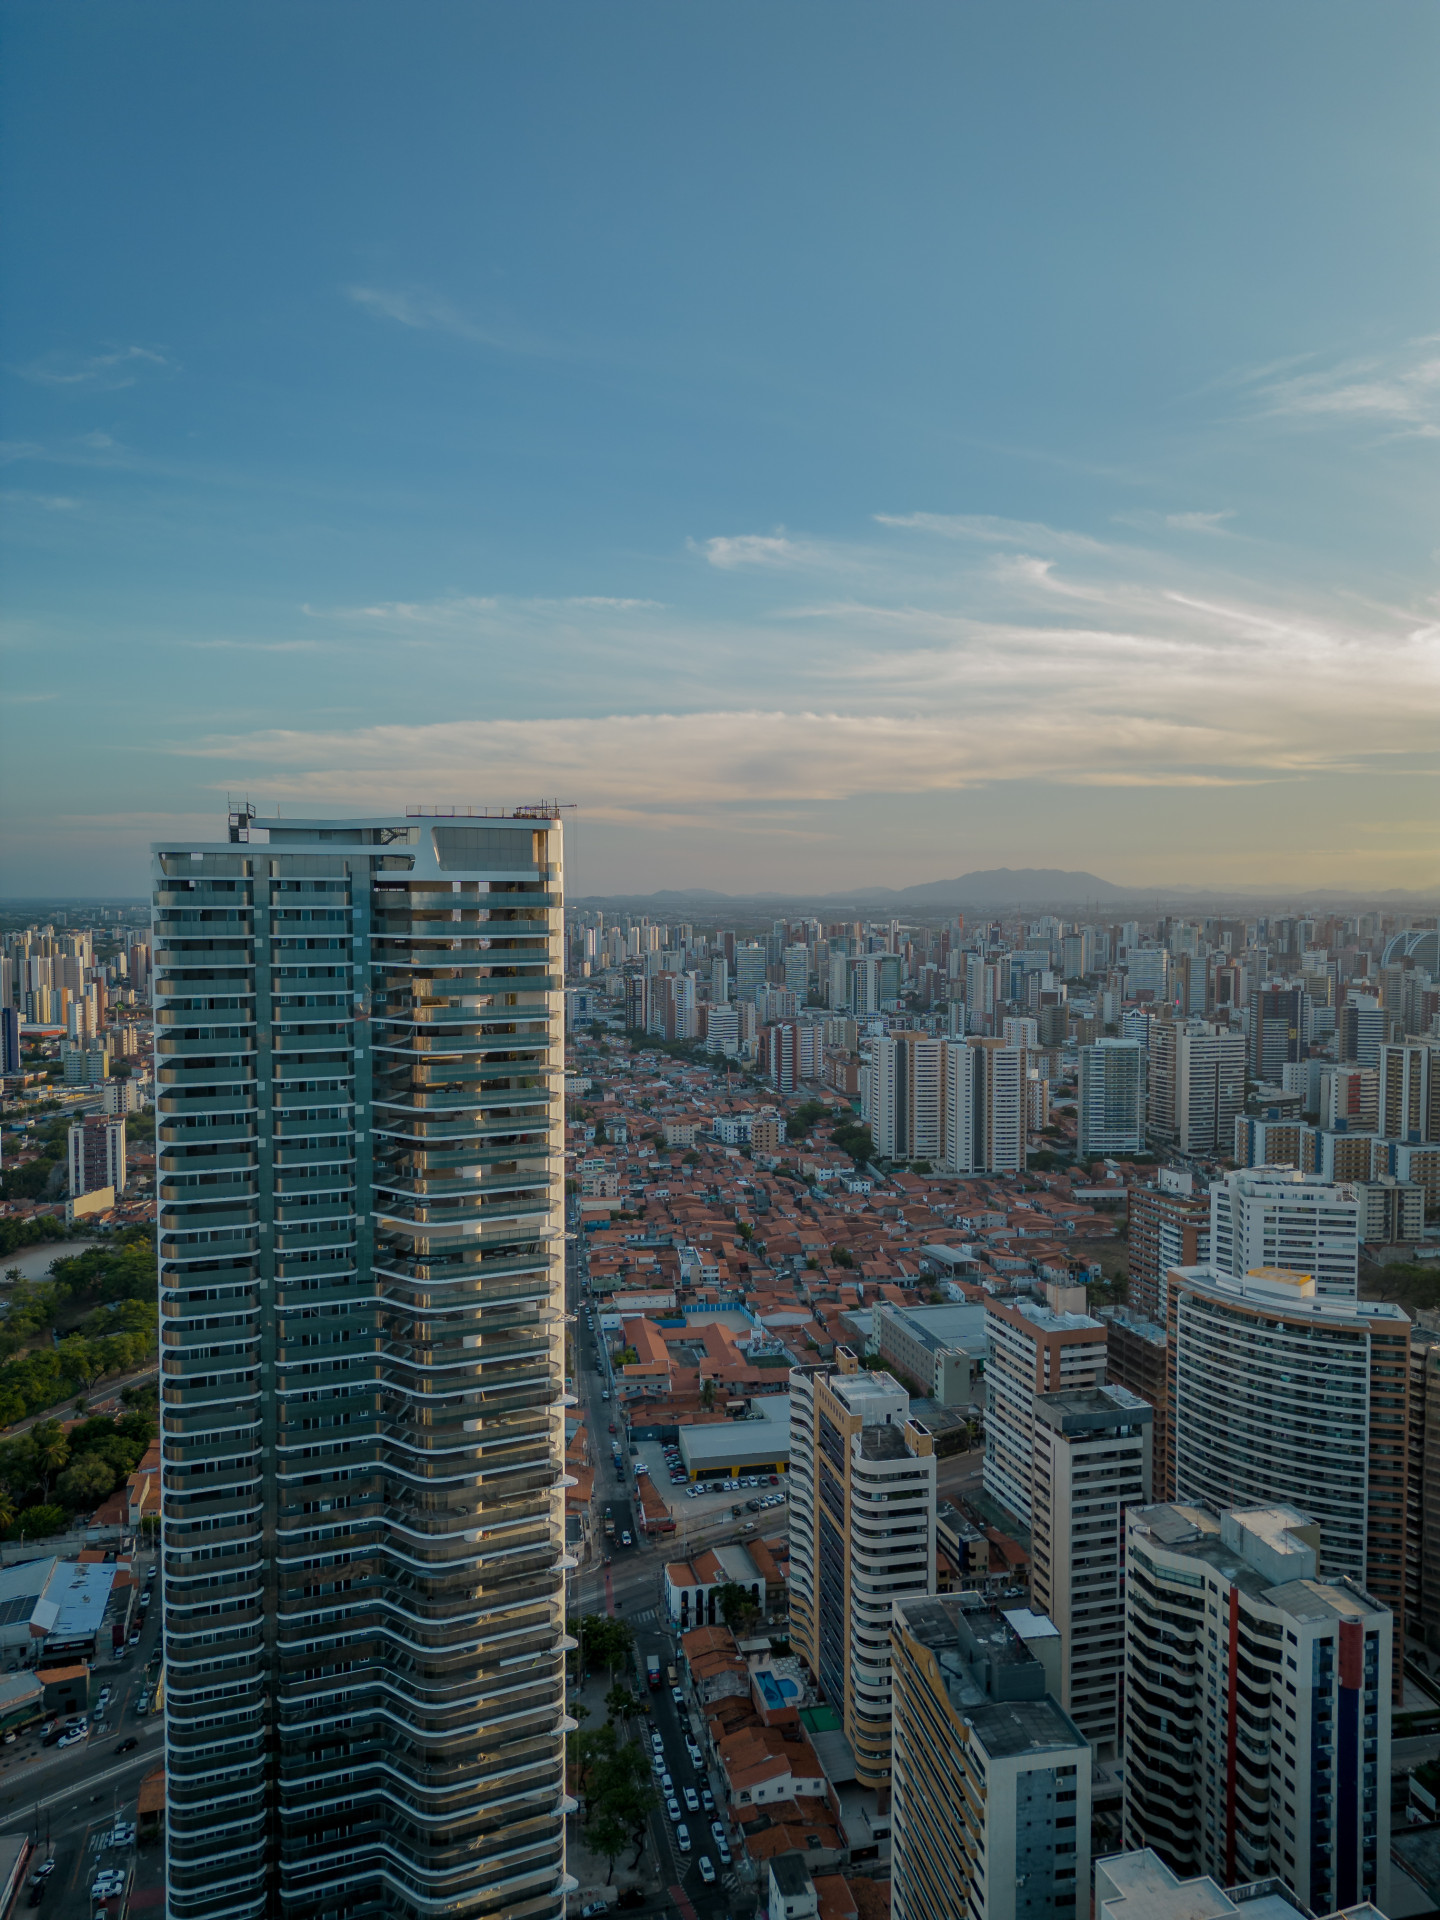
[3, 4, 1439, 896]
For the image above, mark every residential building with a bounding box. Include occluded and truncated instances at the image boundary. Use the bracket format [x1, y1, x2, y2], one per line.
[1167, 1265, 1410, 1661]
[154, 811, 569, 1920]
[890, 1591, 1091, 1920]
[1147, 1020, 1247, 1156]
[1251, 986, 1305, 1081]
[787, 1367, 935, 1796]
[1354, 1176, 1424, 1248]
[1379, 1040, 1439, 1143]
[67, 1113, 125, 1197]
[1232, 1117, 1318, 1173]
[983, 1283, 1106, 1527]
[1319, 1064, 1379, 1134]
[1407, 1319, 1440, 1658]
[1209, 1167, 1360, 1301]
[1078, 1039, 1146, 1158]
[943, 1037, 1027, 1176]
[1128, 1179, 1209, 1323]
[1096, 1847, 1390, 1920]
[871, 1031, 944, 1164]
[1338, 1000, 1388, 1069]
[1029, 1385, 1151, 1754]
[1123, 1503, 1391, 1915]
[1100, 1306, 1169, 1500]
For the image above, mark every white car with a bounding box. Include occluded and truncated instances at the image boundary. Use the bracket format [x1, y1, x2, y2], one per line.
[683, 1787, 699, 1812]
[651, 1753, 666, 1776]
[666, 1797, 681, 1823]
[91, 1873, 125, 1898]
[57, 1729, 84, 1748]
[650, 1732, 664, 1753]
[676, 1823, 692, 1853]
[710, 1821, 727, 1844]
[97, 1687, 112, 1709]
[660, 1772, 673, 1794]
[717, 1838, 732, 1865]
[698, 1855, 717, 1884]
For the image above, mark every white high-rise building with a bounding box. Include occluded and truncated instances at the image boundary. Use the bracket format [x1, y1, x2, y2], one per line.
[983, 1283, 1106, 1526]
[870, 1032, 944, 1163]
[1122, 1502, 1391, 1915]
[1029, 1384, 1151, 1755]
[1167, 1264, 1410, 1636]
[943, 1037, 1027, 1175]
[1147, 1019, 1246, 1154]
[1209, 1165, 1360, 1300]
[1077, 1038, 1146, 1157]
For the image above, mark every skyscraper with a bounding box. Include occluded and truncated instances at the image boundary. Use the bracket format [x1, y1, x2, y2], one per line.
[1076, 1037, 1146, 1158]
[1147, 1020, 1246, 1155]
[1167, 1264, 1410, 1659]
[943, 1037, 1027, 1175]
[154, 810, 571, 1920]
[1209, 1166, 1360, 1301]
[1122, 1502, 1391, 1914]
[870, 1031, 944, 1163]
[787, 1366, 935, 1796]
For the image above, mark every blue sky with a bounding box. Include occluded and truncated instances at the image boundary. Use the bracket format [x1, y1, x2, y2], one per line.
[2, 2, 1438, 897]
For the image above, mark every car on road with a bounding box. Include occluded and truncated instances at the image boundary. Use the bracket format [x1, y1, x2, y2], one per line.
[40, 1728, 62, 1748]
[716, 1837, 732, 1865]
[671, 1686, 684, 1704]
[90, 1873, 124, 1900]
[34, 1722, 53, 1741]
[27, 1862, 54, 1885]
[96, 1687, 111, 1710]
[683, 1787, 699, 1812]
[675, 1823, 691, 1853]
[686, 1738, 702, 1766]
[57, 1729, 84, 1748]
[114, 1737, 139, 1754]
[666, 1797, 681, 1823]
[651, 1753, 665, 1776]
[700, 1787, 714, 1813]
[659, 1772, 672, 1794]
[128, 1632, 140, 1647]
[650, 1731, 664, 1753]
[580, 1903, 609, 1917]
[109, 1823, 136, 1848]
[600, 1390, 609, 1401]
[710, 1821, 727, 1845]
[135, 1693, 151, 1715]
[697, 1856, 717, 1885]
[619, 1531, 633, 1548]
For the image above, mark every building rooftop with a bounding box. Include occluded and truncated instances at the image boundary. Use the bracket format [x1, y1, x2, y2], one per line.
[895, 1592, 1086, 1762]
[856, 1424, 914, 1462]
[1034, 1383, 1153, 1434]
[1170, 1264, 1411, 1327]
[874, 1300, 988, 1357]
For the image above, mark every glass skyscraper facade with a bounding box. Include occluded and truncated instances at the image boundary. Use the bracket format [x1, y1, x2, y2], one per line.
[154, 809, 571, 1920]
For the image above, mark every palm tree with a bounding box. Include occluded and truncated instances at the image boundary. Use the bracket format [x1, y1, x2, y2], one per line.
[0, 1489, 15, 1535]
[33, 1423, 69, 1499]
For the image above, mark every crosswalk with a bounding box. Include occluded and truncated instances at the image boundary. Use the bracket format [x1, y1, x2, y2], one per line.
[631, 1607, 656, 1625]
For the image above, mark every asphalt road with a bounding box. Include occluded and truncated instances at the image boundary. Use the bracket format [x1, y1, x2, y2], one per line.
[567, 1234, 753, 1920]
[0, 1552, 166, 1916]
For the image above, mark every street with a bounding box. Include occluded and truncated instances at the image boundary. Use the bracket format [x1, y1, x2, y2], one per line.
[0, 1550, 166, 1916]
[567, 1231, 753, 1920]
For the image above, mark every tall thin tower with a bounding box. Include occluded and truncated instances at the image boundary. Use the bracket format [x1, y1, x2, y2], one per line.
[154, 808, 572, 1920]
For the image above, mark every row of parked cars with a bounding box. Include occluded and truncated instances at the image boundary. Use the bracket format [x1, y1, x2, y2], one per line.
[680, 1470, 782, 1499]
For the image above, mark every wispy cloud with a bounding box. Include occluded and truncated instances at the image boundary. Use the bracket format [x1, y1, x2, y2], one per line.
[14, 345, 171, 389]
[873, 511, 1110, 554]
[1245, 334, 1440, 436]
[345, 285, 559, 358]
[0, 490, 79, 511]
[688, 531, 836, 571]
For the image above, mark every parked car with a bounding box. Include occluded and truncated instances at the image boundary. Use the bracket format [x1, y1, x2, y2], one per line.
[57, 1730, 83, 1749]
[671, 1686, 684, 1704]
[697, 1856, 717, 1885]
[683, 1787, 699, 1813]
[700, 1787, 714, 1813]
[649, 1732, 664, 1753]
[675, 1823, 691, 1853]
[710, 1821, 727, 1845]
[96, 1688, 112, 1710]
[666, 1797, 681, 1823]
[135, 1694, 151, 1716]
[717, 1837, 732, 1865]
[660, 1773, 673, 1795]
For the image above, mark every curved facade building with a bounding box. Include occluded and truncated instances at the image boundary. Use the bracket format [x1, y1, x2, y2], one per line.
[154, 810, 571, 1920]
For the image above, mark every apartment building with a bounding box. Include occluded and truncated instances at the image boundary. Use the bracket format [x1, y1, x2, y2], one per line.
[1408, 1319, 1440, 1659]
[153, 811, 570, 1920]
[1319, 1064, 1379, 1134]
[1232, 1117, 1319, 1174]
[890, 1592, 1090, 1920]
[1379, 1040, 1439, 1143]
[1147, 1021, 1247, 1156]
[1354, 1176, 1424, 1248]
[67, 1113, 126, 1197]
[1123, 1503, 1391, 1916]
[1099, 1306, 1169, 1501]
[786, 1368, 935, 1796]
[1029, 1385, 1151, 1755]
[1167, 1266, 1410, 1663]
[1096, 1849, 1390, 1920]
[1078, 1039, 1146, 1158]
[1209, 1167, 1360, 1301]
[983, 1283, 1106, 1527]
[871, 1031, 944, 1163]
[1127, 1179, 1209, 1322]
[943, 1037, 1027, 1176]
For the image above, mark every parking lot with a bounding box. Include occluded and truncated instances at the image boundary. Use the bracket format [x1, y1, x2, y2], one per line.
[631, 1440, 788, 1528]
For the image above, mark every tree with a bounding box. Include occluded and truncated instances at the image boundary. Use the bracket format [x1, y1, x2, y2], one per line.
[700, 1379, 716, 1411]
[713, 1581, 761, 1636]
[32, 1421, 69, 1498]
[57, 1453, 115, 1509]
[605, 1682, 636, 1722]
[585, 1808, 629, 1885]
[786, 1101, 827, 1141]
[832, 1246, 854, 1269]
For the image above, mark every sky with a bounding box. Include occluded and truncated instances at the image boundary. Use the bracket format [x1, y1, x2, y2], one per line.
[2, 2, 1439, 900]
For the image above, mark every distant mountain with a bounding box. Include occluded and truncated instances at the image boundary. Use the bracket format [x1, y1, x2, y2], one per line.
[884, 867, 1130, 906]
